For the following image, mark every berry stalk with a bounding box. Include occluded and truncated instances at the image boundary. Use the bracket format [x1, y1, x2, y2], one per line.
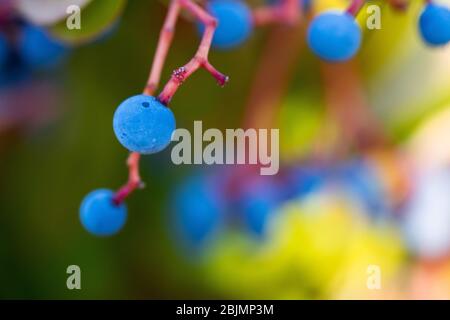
[114, 0, 229, 204]
[388, 0, 410, 11]
[253, 0, 301, 27]
[113, 152, 142, 205]
[143, 0, 181, 95]
[114, 0, 305, 204]
[346, 0, 365, 16]
[320, 60, 387, 152]
[157, 0, 229, 105]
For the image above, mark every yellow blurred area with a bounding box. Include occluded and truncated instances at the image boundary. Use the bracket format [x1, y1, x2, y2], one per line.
[202, 193, 406, 299]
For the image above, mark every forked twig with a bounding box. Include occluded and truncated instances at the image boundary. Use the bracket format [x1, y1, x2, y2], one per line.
[114, 0, 303, 204]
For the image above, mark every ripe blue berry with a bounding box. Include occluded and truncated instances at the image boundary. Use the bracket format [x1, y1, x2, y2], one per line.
[419, 3, 450, 46]
[0, 33, 8, 69]
[113, 95, 176, 154]
[199, 0, 253, 49]
[172, 173, 224, 248]
[19, 25, 68, 69]
[80, 189, 127, 236]
[307, 11, 362, 62]
[238, 178, 281, 236]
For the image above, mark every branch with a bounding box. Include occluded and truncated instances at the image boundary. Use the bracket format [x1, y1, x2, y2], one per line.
[243, 18, 304, 129]
[253, 0, 301, 27]
[320, 60, 387, 152]
[143, 0, 181, 95]
[113, 152, 143, 205]
[114, 0, 228, 204]
[158, 0, 229, 105]
[387, 0, 410, 11]
[114, 0, 304, 203]
[346, 0, 365, 16]
[115, 1, 183, 204]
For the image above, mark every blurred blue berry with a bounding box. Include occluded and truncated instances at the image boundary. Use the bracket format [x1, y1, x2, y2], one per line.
[238, 178, 281, 236]
[286, 165, 326, 199]
[172, 173, 224, 248]
[0, 33, 8, 69]
[80, 189, 127, 236]
[199, 0, 253, 49]
[19, 25, 68, 69]
[0, 60, 31, 88]
[419, 3, 450, 46]
[337, 159, 387, 218]
[307, 11, 361, 62]
[113, 95, 176, 154]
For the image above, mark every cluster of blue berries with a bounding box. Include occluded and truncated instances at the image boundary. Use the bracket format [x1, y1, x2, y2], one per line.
[172, 170, 289, 249]
[170, 159, 393, 250]
[307, 1, 450, 62]
[79, 0, 450, 238]
[200, 0, 449, 61]
[0, 23, 68, 87]
[80, 95, 177, 236]
[200, 0, 314, 50]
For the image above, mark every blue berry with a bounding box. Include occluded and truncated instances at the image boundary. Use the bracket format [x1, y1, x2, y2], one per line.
[0, 60, 31, 88]
[80, 189, 127, 236]
[337, 160, 387, 218]
[238, 178, 281, 236]
[0, 33, 8, 69]
[199, 0, 253, 49]
[307, 11, 362, 62]
[419, 3, 450, 46]
[172, 173, 224, 248]
[19, 25, 68, 69]
[113, 95, 176, 154]
[287, 166, 326, 199]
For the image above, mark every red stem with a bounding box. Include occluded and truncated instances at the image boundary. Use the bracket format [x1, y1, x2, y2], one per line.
[346, 0, 365, 16]
[113, 0, 303, 204]
[143, 0, 181, 95]
[114, 0, 228, 204]
[253, 0, 300, 26]
[113, 152, 142, 205]
[157, 0, 228, 105]
[388, 0, 410, 10]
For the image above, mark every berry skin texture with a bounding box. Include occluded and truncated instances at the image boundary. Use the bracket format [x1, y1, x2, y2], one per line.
[307, 11, 362, 62]
[80, 189, 127, 236]
[0, 34, 8, 69]
[419, 3, 450, 47]
[113, 95, 176, 154]
[19, 25, 67, 68]
[199, 0, 253, 50]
